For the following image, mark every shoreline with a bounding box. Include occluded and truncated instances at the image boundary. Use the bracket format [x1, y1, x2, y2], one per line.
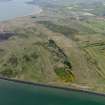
[0, 7, 43, 22]
[0, 1, 43, 22]
[0, 76, 105, 97]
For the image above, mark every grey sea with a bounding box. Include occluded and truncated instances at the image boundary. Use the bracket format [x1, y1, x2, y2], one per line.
[0, 0, 41, 21]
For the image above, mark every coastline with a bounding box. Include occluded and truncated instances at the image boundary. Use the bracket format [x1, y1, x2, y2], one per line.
[0, 6, 43, 22]
[0, 76, 105, 97]
[0, 0, 43, 22]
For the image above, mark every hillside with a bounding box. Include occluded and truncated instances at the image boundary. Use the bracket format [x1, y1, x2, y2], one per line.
[0, 0, 105, 93]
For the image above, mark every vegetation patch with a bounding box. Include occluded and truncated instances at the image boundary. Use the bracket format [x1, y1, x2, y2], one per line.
[55, 67, 74, 82]
[48, 39, 72, 69]
[0, 67, 18, 78]
[38, 21, 79, 38]
[7, 55, 18, 67]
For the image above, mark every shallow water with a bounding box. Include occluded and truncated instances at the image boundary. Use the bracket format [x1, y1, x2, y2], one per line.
[0, 0, 40, 21]
[0, 79, 105, 105]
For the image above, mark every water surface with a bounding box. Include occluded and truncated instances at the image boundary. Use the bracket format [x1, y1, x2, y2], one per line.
[0, 79, 105, 105]
[0, 0, 41, 21]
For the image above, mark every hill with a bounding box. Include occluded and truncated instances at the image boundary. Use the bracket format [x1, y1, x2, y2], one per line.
[0, 0, 105, 93]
